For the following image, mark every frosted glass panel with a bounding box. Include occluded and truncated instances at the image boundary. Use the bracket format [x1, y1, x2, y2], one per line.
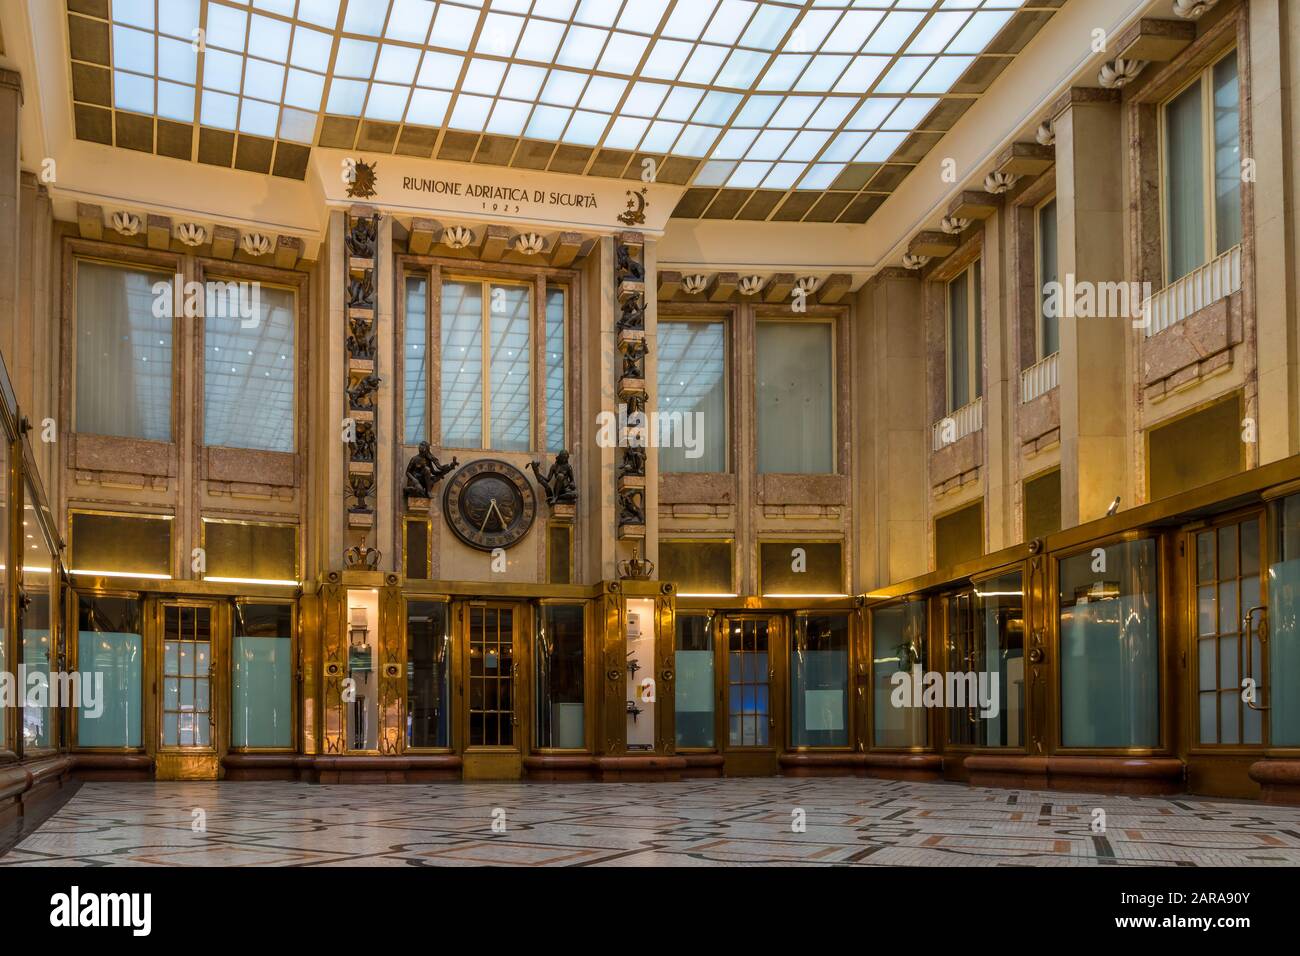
[77, 631, 143, 748]
[440, 281, 483, 448]
[404, 277, 428, 445]
[1212, 51, 1241, 255]
[1037, 198, 1059, 357]
[231, 603, 293, 749]
[1270, 494, 1300, 745]
[75, 261, 173, 441]
[1059, 538, 1160, 748]
[1165, 80, 1205, 281]
[22, 520, 55, 750]
[659, 321, 726, 473]
[545, 288, 566, 453]
[675, 614, 714, 748]
[755, 322, 832, 474]
[204, 282, 295, 451]
[489, 284, 531, 451]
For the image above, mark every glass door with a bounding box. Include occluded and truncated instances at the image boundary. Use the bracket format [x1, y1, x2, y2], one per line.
[943, 571, 1025, 748]
[465, 603, 518, 749]
[1192, 510, 1267, 746]
[1270, 496, 1300, 746]
[156, 600, 222, 779]
[721, 615, 783, 770]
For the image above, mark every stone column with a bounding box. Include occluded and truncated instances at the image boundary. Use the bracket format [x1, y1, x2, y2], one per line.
[1250, 0, 1299, 463]
[861, 269, 928, 588]
[1054, 90, 1130, 526]
[0, 70, 22, 379]
[982, 206, 1012, 551]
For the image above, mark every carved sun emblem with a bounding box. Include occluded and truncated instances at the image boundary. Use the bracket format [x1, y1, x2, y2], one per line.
[347, 159, 378, 199]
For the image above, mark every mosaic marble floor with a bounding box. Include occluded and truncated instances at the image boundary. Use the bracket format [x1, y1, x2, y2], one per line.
[3, 778, 1300, 867]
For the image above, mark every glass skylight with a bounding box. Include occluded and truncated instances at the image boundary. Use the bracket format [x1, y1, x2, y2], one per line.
[94, 0, 1026, 201]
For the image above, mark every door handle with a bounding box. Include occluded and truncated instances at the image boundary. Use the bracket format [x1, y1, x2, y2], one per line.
[1243, 606, 1269, 711]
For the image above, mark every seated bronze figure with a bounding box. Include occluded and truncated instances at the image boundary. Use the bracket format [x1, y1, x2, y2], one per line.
[403, 442, 458, 500]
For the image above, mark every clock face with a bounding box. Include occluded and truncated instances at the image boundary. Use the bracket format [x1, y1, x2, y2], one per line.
[443, 459, 537, 551]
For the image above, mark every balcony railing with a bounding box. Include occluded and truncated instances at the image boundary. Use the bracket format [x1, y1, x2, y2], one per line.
[1142, 244, 1241, 337]
[1020, 351, 1059, 404]
[932, 396, 983, 451]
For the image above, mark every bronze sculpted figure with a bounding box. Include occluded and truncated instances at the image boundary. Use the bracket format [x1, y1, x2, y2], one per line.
[347, 473, 375, 513]
[347, 271, 374, 308]
[617, 296, 645, 332]
[346, 217, 377, 258]
[615, 243, 644, 284]
[351, 421, 376, 462]
[620, 339, 648, 380]
[529, 451, 577, 506]
[346, 313, 376, 360]
[618, 445, 646, 479]
[617, 488, 645, 525]
[403, 442, 458, 501]
[347, 372, 380, 410]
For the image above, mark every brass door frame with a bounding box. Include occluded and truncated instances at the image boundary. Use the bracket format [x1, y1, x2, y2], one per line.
[1183, 506, 1271, 756]
[717, 612, 785, 773]
[1047, 529, 1175, 756]
[786, 608, 857, 753]
[401, 592, 455, 754]
[226, 596, 299, 755]
[531, 597, 597, 755]
[151, 596, 224, 781]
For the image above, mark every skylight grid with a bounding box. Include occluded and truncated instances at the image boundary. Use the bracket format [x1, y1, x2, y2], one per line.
[84, 0, 1038, 215]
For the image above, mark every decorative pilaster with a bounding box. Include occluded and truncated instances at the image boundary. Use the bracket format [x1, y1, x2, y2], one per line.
[614, 233, 647, 541]
[344, 210, 381, 560]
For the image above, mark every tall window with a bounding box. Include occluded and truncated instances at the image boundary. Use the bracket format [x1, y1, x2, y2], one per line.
[75, 260, 173, 442]
[404, 277, 428, 445]
[204, 282, 295, 452]
[441, 279, 531, 451]
[756, 321, 833, 474]
[946, 261, 982, 412]
[1163, 49, 1241, 283]
[658, 319, 727, 472]
[1036, 198, 1059, 358]
[545, 287, 566, 453]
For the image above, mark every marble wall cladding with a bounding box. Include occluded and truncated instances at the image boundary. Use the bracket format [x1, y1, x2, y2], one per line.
[1141, 294, 1243, 396]
[1018, 387, 1061, 449]
[930, 430, 982, 493]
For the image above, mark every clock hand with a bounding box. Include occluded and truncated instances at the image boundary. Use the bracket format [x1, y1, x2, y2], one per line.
[479, 498, 505, 534]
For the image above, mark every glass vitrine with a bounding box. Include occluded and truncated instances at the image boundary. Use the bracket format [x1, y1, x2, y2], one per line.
[601, 581, 676, 756]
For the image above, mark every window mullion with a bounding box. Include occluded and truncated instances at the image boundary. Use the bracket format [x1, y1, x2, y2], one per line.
[481, 280, 491, 450]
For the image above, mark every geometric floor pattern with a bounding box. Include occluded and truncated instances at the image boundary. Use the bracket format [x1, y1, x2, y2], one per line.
[4, 778, 1300, 867]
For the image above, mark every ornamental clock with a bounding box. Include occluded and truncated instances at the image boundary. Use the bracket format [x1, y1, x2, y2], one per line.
[442, 459, 537, 551]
